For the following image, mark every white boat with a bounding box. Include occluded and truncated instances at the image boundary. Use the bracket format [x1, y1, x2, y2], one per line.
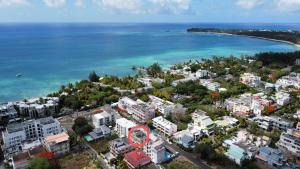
[16, 73, 22, 78]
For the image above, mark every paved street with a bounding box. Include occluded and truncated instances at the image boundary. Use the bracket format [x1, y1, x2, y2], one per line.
[164, 142, 212, 169]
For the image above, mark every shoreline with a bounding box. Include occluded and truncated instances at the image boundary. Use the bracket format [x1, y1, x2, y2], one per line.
[198, 31, 300, 48]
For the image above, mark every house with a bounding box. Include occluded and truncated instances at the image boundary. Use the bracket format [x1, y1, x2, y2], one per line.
[0, 103, 18, 121]
[256, 147, 284, 168]
[124, 149, 151, 169]
[85, 125, 111, 142]
[275, 91, 290, 106]
[294, 109, 300, 119]
[92, 110, 115, 128]
[143, 134, 166, 164]
[43, 132, 70, 157]
[115, 118, 136, 138]
[223, 139, 248, 165]
[110, 138, 134, 156]
[277, 129, 300, 157]
[173, 125, 202, 148]
[118, 97, 138, 112]
[240, 73, 261, 87]
[152, 116, 177, 136]
[295, 59, 300, 66]
[2, 117, 64, 157]
[192, 111, 215, 135]
[195, 69, 210, 78]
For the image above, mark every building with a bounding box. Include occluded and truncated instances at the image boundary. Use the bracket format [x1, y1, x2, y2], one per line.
[92, 110, 115, 128]
[14, 97, 59, 118]
[124, 149, 151, 169]
[256, 147, 284, 168]
[148, 95, 175, 116]
[0, 103, 19, 122]
[223, 130, 271, 165]
[2, 117, 64, 157]
[214, 116, 239, 129]
[275, 91, 290, 106]
[223, 140, 248, 165]
[118, 97, 138, 112]
[254, 116, 293, 131]
[195, 69, 210, 78]
[110, 138, 134, 156]
[276, 73, 300, 89]
[143, 134, 166, 164]
[296, 59, 300, 66]
[173, 125, 202, 148]
[152, 116, 177, 136]
[277, 129, 300, 157]
[240, 73, 261, 87]
[130, 103, 155, 124]
[192, 111, 215, 135]
[115, 118, 136, 138]
[199, 79, 221, 91]
[118, 97, 155, 123]
[85, 125, 111, 142]
[43, 132, 70, 157]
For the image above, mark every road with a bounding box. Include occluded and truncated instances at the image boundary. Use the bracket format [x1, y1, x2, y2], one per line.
[164, 142, 212, 169]
[83, 141, 114, 169]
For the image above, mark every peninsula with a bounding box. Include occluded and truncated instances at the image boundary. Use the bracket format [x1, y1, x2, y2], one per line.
[187, 28, 300, 46]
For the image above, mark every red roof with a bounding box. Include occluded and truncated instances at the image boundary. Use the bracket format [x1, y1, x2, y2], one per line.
[93, 109, 104, 114]
[124, 149, 151, 168]
[37, 152, 54, 160]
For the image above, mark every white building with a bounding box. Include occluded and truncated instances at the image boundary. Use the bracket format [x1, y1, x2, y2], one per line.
[143, 134, 166, 164]
[148, 95, 175, 116]
[277, 129, 300, 157]
[254, 116, 293, 131]
[240, 73, 261, 87]
[192, 112, 215, 135]
[2, 117, 64, 157]
[152, 116, 177, 136]
[275, 91, 290, 106]
[173, 125, 202, 148]
[118, 97, 138, 112]
[195, 69, 210, 78]
[276, 73, 300, 89]
[92, 110, 115, 128]
[214, 116, 239, 129]
[199, 79, 221, 91]
[115, 118, 136, 138]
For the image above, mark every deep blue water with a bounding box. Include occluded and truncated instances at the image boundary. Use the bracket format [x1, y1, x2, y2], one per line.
[0, 23, 300, 102]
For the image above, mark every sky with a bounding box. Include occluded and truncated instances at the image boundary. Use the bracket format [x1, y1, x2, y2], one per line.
[0, 0, 300, 23]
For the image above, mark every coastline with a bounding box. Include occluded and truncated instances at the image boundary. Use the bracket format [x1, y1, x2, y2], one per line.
[199, 32, 300, 49]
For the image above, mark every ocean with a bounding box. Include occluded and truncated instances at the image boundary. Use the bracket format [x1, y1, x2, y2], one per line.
[0, 23, 300, 102]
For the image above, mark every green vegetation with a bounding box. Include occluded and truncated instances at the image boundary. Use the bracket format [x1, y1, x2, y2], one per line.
[28, 157, 53, 169]
[187, 28, 300, 45]
[72, 117, 93, 136]
[101, 76, 144, 89]
[89, 71, 100, 82]
[147, 63, 163, 77]
[163, 157, 200, 169]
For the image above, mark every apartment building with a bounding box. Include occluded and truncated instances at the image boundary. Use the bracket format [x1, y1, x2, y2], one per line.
[2, 117, 64, 157]
[143, 134, 166, 164]
[254, 116, 293, 131]
[148, 95, 175, 116]
[110, 137, 134, 156]
[152, 116, 177, 136]
[115, 118, 136, 138]
[277, 129, 300, 157]
[130, 103, 155, 124]
[240, 73, 261, 87]
[192, 112, 215, 135]
[92, 110, 115, 128]
[43, 132, 70, 157]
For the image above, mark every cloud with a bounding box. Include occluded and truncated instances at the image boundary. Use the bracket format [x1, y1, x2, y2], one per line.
[0, 0, 29, 8]
[43, 0, 65, 7]
[277, 0, 300, 12]
[93, 0, 192, 14]
[235, 0, 263, 9]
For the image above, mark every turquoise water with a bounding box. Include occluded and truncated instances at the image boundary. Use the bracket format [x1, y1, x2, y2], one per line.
[0, 23, 299, 102]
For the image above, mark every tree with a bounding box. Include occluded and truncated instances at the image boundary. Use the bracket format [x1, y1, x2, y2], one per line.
[28, 158, 52, 169]
[147, 63, 162, 77]
[72, 117, 93, 136]
[89, 71, 99, 82]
